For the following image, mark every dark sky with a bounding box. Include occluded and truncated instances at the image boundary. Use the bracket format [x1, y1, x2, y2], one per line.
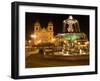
[25, 12, 89, 40]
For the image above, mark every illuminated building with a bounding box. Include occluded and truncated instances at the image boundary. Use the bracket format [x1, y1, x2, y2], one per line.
[30, 21, 55, 45]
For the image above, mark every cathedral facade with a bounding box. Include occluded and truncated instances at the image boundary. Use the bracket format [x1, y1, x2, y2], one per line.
[31, 21, 55, 45]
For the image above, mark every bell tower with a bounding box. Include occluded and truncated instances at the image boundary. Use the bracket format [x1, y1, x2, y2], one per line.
[47, 21, 53, 32]
[47, 21, 54, 41]
[34, 21, 41, 32]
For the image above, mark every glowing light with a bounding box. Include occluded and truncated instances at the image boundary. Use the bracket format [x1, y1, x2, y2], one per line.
[66, 51, 69, 55]
[63, 20, 66, 23]
[79, 49, 82, 54]
[28, 40, 31, 43]
[64, 34, 79, 42]
[71, 35, 78, 41]
[37, 40, 41, 44]
[74, 40, 77, 43]
[85, 41, 89, 45]
[64, 40, 67, 44]
[30, 34, 36, 38]
[51, 38, 56, 42]
[78, 42, 80, 45]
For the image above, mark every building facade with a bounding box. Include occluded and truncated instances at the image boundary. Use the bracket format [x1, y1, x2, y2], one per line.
[31, 21, 55, 45]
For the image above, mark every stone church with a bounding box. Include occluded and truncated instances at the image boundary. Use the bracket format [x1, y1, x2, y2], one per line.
[32, 21, 54, 45]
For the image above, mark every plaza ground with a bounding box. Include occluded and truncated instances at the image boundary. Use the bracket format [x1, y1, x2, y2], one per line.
[25, 53, 89, 68]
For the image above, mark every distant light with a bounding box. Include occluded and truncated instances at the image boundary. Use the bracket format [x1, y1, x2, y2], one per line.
[37, 40, 41, 43]
[85, 41, 89, 45]
[64, 40, 67, 44]
[74, 40, 77, 43]
[79, 49, 82, 54]
[52, 38, 56, 42]
[28, 40, 31, 43]
[30, 34, 37, 38]
[63, 20, 66, 23]
[78, 42, 80, 45]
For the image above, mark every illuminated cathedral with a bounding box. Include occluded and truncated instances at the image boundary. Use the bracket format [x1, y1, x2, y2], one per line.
[30, 21, 55, 45]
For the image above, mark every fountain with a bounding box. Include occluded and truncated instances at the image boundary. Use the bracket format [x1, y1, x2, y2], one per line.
[56, 15, 89, 56]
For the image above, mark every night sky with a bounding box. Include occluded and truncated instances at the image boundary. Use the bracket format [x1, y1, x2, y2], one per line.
[25, 12, 89, 41]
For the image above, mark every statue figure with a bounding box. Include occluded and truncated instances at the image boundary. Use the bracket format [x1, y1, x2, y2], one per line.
[63, 16, 80, 33]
